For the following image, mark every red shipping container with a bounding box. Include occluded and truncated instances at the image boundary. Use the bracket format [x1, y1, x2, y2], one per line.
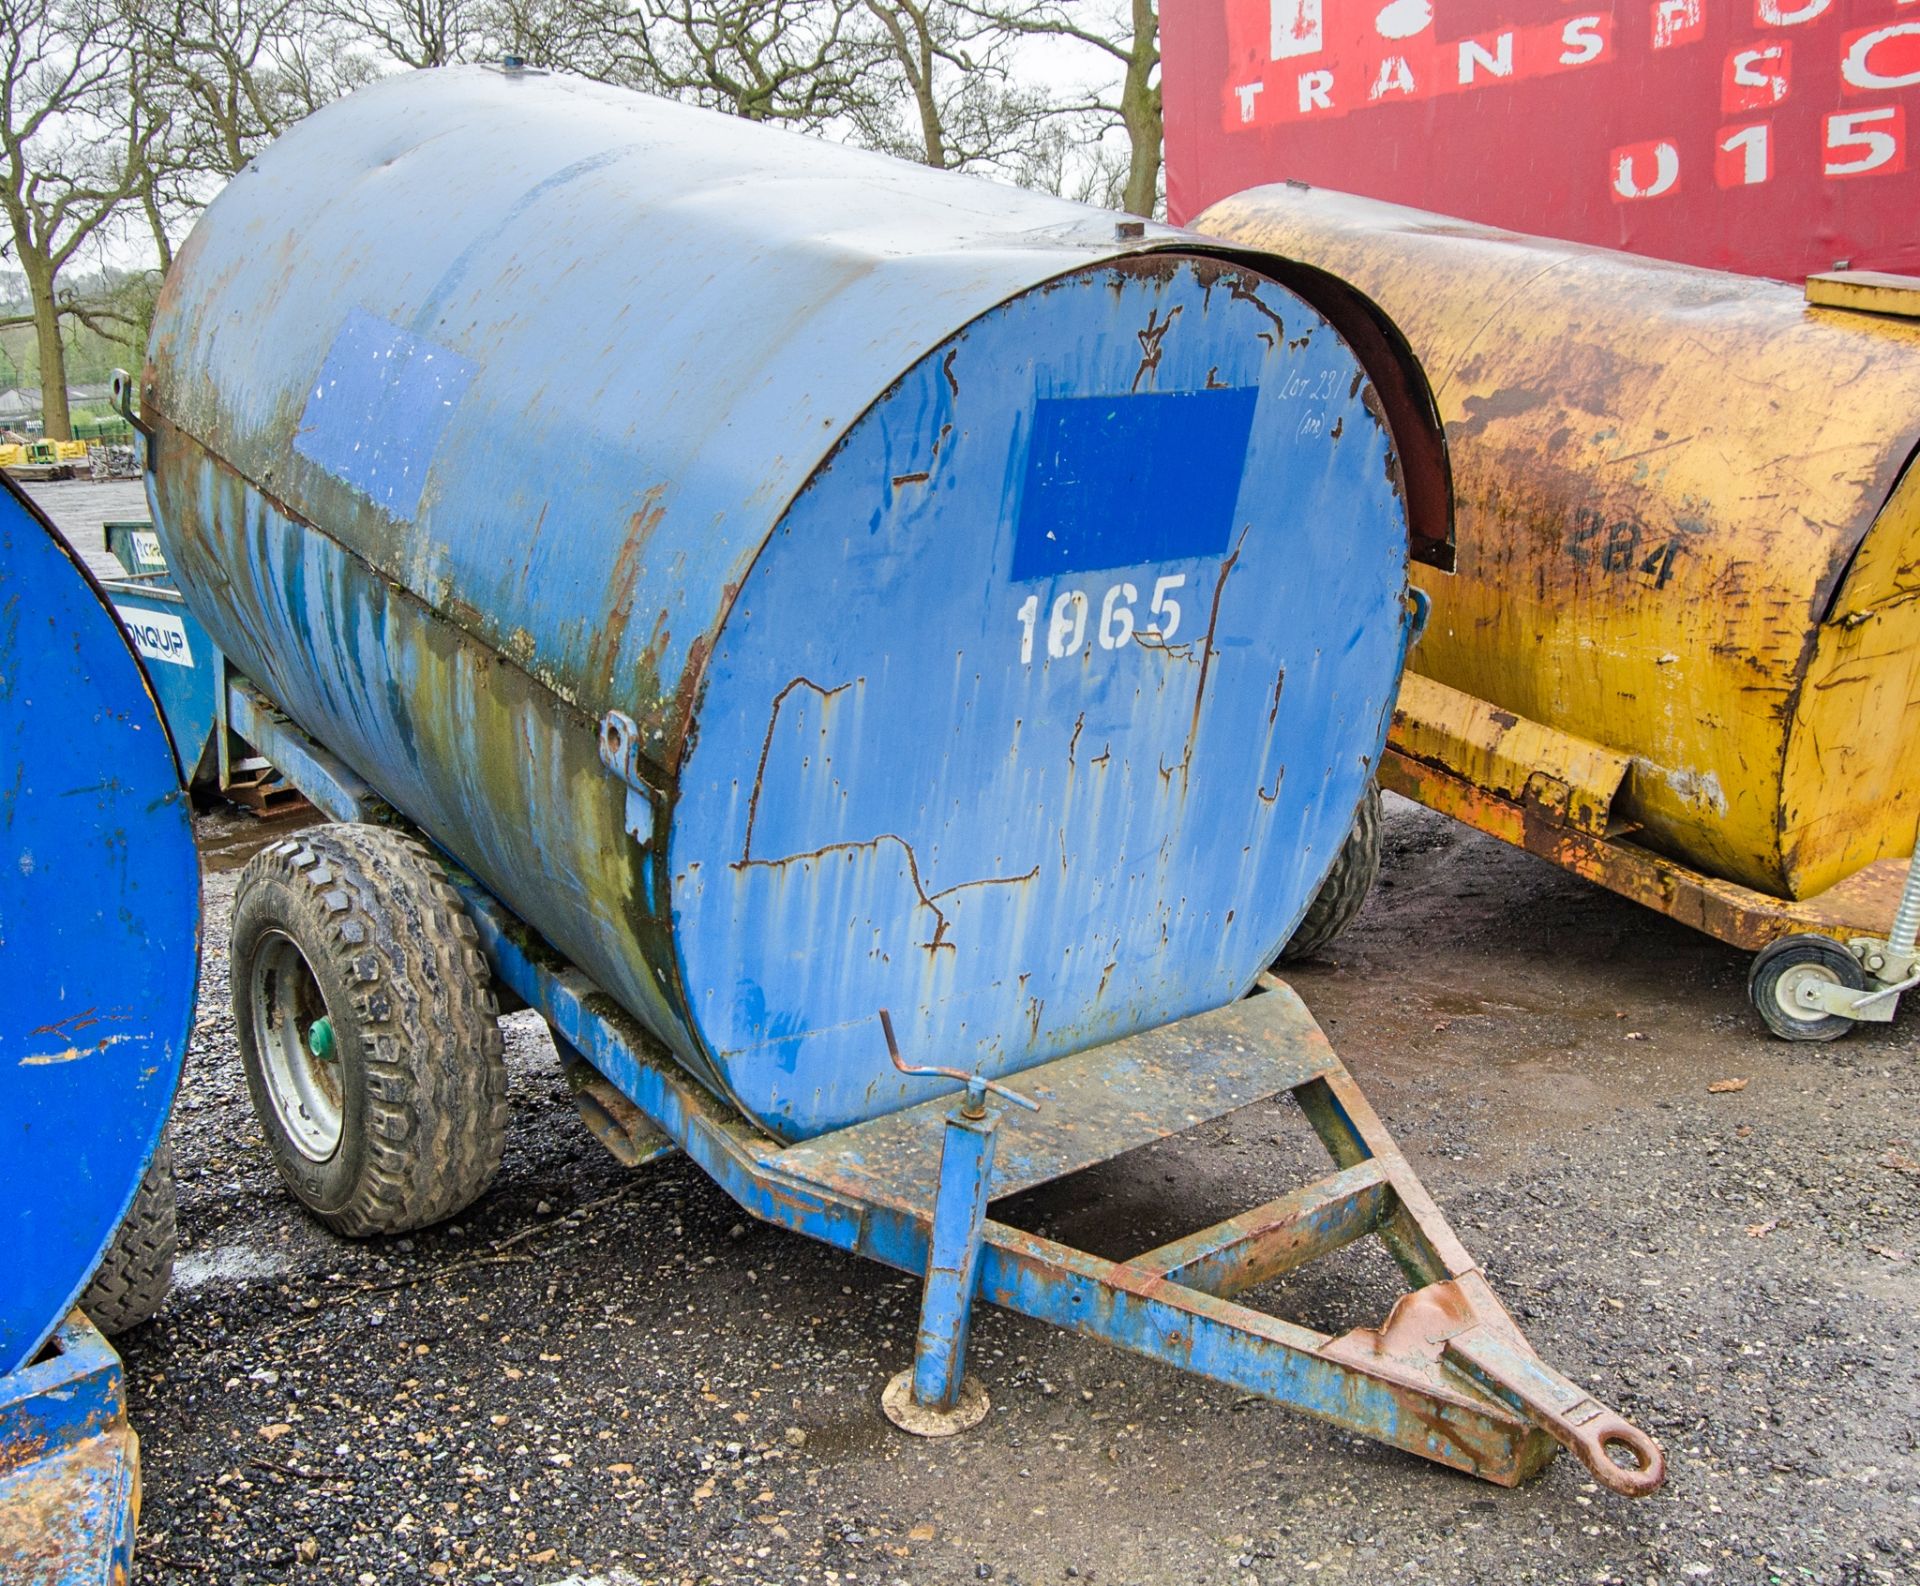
[1163, 0, 1920, 280]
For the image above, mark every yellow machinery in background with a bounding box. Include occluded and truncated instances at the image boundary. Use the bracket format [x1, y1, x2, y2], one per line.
[0, 438, 89, 479]
[1202, 184, 1920, 1041]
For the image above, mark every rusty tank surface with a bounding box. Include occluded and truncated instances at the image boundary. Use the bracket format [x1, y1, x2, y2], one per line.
[144, 69, 1433, 1141]
[1196, 183, 1920, 906]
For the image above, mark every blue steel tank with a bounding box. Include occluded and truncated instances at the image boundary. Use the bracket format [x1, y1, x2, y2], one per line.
[144, 67, 1428, 1141]
[0, 474, 198, 1376]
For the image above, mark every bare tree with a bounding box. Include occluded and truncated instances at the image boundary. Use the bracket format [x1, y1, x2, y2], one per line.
[963, 0, 1158, 215]
[1005, 108, 1132, 209]
[482, 0, 622, 77]
[261, 0, 1155, 212]
[604, 0, 882, 128]
[853, 0, 1049, 174]
[124, 48, 179, 269]
[271, 8, 383, 112]
[121, 0, 377, 269]
[0, 264, 148, 353]
[318, 0, 489, 68]
[0, 0, 145, 438]
[133, 0, 311, 175]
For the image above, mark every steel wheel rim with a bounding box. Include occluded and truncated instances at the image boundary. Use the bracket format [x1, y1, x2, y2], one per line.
[251, 930, 343, 1161]
[1774, 960, 1839, 1023]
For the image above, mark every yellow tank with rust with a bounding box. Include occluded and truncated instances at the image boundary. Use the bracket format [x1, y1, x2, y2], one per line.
[1198, 185, 1920, 902]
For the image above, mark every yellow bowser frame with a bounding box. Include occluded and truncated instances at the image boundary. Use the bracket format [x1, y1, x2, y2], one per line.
[1372, 267, 1920, 1039]
[1374, 259, 1920, 1036]
[1195, 182, 1920, 1041]
[1379, 666, 1920, 1040]
[1382, 670, 1913, 955]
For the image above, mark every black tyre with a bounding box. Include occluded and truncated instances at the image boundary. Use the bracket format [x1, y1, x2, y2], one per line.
[81, 1139, 177, 1334]
[231, 824, 508, 1236]
[1278, 783, 1383, 963]
[1748, 933, 1867, 1043]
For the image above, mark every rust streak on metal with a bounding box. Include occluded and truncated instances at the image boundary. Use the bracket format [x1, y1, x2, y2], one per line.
[740, 674, 854, 861]
[1161, 526, 1251, 791]
[734, 828, 1038, 954]
[590, 487, 668, 693]
[737, 672, 1038, 949]
[27, 1008, 118, 1039]
[516, 501, 548, 594]
[1131, 305, 1183, 393]
[1603, 433, 1698, 468]
[1226, 276, 1287, 342]
[1132, 628, 1198, 663]
[1191, 530, 1249, 749]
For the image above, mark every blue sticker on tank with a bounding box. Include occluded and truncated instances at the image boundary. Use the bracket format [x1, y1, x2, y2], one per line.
[1010, 388, 1258, 581]
[293, 308, 474, 521]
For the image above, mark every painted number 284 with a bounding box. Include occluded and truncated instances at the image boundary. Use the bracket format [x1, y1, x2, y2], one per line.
[1015, 575, 1186, 663]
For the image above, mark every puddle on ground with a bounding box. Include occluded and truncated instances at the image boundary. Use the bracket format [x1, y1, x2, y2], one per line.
[1422, 988, 1536, 1018]
[196, 810, 321, 873]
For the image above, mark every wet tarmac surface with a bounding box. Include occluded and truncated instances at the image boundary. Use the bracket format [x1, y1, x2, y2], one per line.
[20, 480, 1920, 1585]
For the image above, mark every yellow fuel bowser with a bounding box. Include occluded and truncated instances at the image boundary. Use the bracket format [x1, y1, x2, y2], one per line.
[1201, 184, 1920, 1041]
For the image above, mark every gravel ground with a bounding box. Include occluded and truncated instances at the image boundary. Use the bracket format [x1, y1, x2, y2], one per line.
[117, 802, 1920, 1586]
[23, 481, 1920, 1586]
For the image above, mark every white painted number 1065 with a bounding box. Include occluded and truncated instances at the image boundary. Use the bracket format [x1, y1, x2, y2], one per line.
[1016, 574, 1185, 663]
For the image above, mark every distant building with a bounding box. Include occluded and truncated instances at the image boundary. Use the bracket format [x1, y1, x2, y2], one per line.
[0, 385, 116, 434]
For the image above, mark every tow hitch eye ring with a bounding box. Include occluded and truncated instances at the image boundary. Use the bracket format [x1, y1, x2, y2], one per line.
[1570, 1413, 1666, 1498]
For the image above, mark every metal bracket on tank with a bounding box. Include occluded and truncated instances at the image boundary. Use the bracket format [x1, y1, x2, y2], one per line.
[110, 367, 153, 454]
[1406, 586, 1432, 647]
[598, 711, 666, 844]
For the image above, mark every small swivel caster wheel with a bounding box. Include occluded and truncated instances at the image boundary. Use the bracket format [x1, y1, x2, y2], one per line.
[1748, 934, 1866, 1042]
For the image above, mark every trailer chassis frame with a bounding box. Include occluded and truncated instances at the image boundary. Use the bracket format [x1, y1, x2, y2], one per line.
[229, 671, 1665, 1497]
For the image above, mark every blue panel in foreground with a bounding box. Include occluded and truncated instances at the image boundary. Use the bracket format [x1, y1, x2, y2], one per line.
[1011, 387, 1258, 581]
[0, 477, 198, 1377]
[294, 308, 474, 521]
